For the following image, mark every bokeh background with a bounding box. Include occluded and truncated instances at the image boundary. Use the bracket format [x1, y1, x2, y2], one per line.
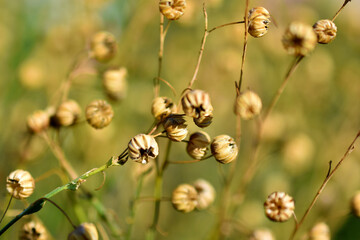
[1, 0, 360, 239]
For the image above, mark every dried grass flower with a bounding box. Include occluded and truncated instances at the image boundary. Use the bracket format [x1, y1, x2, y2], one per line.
[282, 22, 317, 56]
[6, 169, 35, 199]
[68, 223, 98, 240]
[128, 134, 159, 164]
[159, 0, 186, 20]
[19, 221, 47, 240]
[85, 100, 114, 129]
[313, 19, 337, 44]
[211, 135, 238, 164]
[248, 7, 271, 38]
[264, 191, 295, 222]
[172, 184, 198, 213]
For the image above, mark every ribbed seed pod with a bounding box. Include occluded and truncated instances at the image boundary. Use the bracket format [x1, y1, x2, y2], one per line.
[248, 7, 271, 38]
[68, 223, 98, 240]
[235, 90, 262, 120]
[90, 31, 117, 62]
[313, 19, 337, 44]
[211, 135, 238, 164]
[172, 184, 198, 213]
[282, 22, 317, 56]
[151, 97, 176, 120]
[351, 191, 360, 217]
[27, 110, 50, 133]
[159, 0, 186, 20]
[6, 169, 35, 199]
[308, 222, 330, 240]
[85, 100, 114, 129]
[193, 179, 215, 210]
[186, 131, 211, 159]
[163, 114, 188, 142]
[264, 191, 295, 222]
[249, 229, 274, 240]
[128, 134, 159, 164]
[54, 100, 81, 127]
[181, 90, 213, 127]
[193, 111, 213, 128]
[103, 67, 127, 101]
[19, 221, 47, 240]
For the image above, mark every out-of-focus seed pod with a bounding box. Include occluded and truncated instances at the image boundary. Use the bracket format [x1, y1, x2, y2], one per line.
[313, 19, 337, 44]
[186, 131, 210, 159]
[211, 135, 238, 164]
[234, 90, 262, 120]
[163, 114, 188, 142]
[248, 7, 271, 38]
[172, 184, 198, 213]
[128, 134, 159, 164]
[6, 170, 35, 199]
[249, 228, 275, 240]
[19, 221, 47, 240]
[19, 60, 45, 90]
[85, 100, 114, 129]
[27, 110, 50, 133]
[54, 100, 81, 127]
[103, 67, 127, 101]
[90, 31, 117, 62]
[351, 191, 360, 217]
[264, 191, 295, 222]
[308, 222, 330, 240]
[159, 0, 186, 20]
[68, 223, 98, 240]
[193, 179, 215, 210]
[151, 97, 176, 120]
[282, 22, 317, 56]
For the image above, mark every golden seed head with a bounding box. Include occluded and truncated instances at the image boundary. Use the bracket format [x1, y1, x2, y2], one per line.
[67, 223, 99, 240]
[249, 228, 275, 240]
[235, 90, 262, 120]
[85, 100, 114, 129]
[159, 0, 186, 20]
[282, 22, 317, 56]
[27, 110, 50, 133]
[193, 111, 213, 128]
[54, 100, 81, 127]
[128, 134, 159, 164]
[172, 184, 198, 213]
[351, 191, 360, 217]
[248, 7, 271, 38]
[163, 114, 188, 142]
[19, 221, 47, 240]
[193, 179, 215, 210]
[103, 67, 127, 101]
[6, 169, 35, 199]
[151, 97, 176, 120]
[90, 31, 117, 62]
[308, 222, 330, 240]
[186, 131, 211, 159]
[211, 135, 238, 164]
[264, 191, 295, 222]
[313, 19, 337, 44]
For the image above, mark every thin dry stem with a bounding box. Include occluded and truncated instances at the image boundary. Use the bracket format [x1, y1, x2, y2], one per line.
[208, 21, 245, 33]
[332, 0, 351, 22]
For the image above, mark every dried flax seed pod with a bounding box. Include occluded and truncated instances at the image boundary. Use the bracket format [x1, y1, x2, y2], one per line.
[19, 221, 47, 240]
[351, 191, 360, 217]
[264, 191, 295, 222]
[128, 134, 159, 164]
[54, 100, 81, 127]
[282, 22, 317, 56]
[159, 0, 186, 20]
[90, 31, 117, 62]
[248, 7, 271, 38]
[151, 97, 176, 120]
[6, 169, 35, 199]
[103, 67, 127, 101]
[68, 223, 98, 240]
[308, 222, 330, 240]
[193, 179, 215, 210]
[172, 184, 198, 213]
[249, 229, 274, 240]
[186, 131, 211, 159]
[235, 90, 262, 120]
[211, 135, 238, 164]
[85, 100, 114, 129]
[27, 110, 50, 133]
[163, 114, 188, 142]
[313, 19, 337, 44]
[194, 111, 213, 128]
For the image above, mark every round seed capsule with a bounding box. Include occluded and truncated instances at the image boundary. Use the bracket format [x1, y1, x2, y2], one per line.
[68, 223, 98, 240]
[151, 97, 176, 120]
[264, 191, 295, 222]
[90, 31, 117, 62]
[351, 191, 360, 217]
[249, 228, 274, 240]
[186, 131, 211, 159]
[159, 0, 186, 20]
[54, 100, 81, 127]
[313, 19, 337, 44]
[248, 7, 271, 38]
[19, 221, 47, 240]
[172, 184, 198, 213]
[6, 169, 35, 199]
[282, 22, 317, 56]
[163, 114, 188, 142]
[128, 134, 159, 164]
[103, 67, 127, 101]
[308, 222, 330, 240]
[27, 110, 50, 133]
[211, 135, 238, 164]
[193, 179, 215, 210]
[235, 90, 262, 120]
[85, 100, 114, 129]
[193, 111, 213, 128]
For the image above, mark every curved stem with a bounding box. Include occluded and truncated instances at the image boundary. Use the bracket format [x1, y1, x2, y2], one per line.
[0, 195, 13, 225]
[40, 198, 77, 229]
[208, 20, 245, 33]
[332, 0, 351, 22]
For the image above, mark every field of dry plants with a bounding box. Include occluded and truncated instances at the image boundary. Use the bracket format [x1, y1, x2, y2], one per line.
[1, 0, 360, 239]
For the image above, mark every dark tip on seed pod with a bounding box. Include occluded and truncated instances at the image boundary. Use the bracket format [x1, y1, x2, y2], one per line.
[211, 135, 238, 164]
[6, 169, 35, 199]
[313, 19, 337, 44]
[248, 7, 271, 38]
[90, 31, 117, 62]
[68, 223, 99, 240]
[282, 22, 317, 56]
[163, 114, 188, 142]
[128, 134, 159, 164]
[85, 100, 114, 129]
[19, 221, 48, 240]
[264, 191, 295, 222]
[159, 0, 186, 20]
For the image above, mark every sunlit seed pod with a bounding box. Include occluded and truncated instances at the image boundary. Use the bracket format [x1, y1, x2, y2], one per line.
[308, 222, 330, 240]
[6, 169, 35, 199]
[264, 191, 295, 222]
[181, 89, 213, 122]
[19, 221, 47, 240]
[248, 228, 275, 240]
[234, 90, 262, 120]
[163, 114, 188, 142]
[54, 100, 81, 127]
[351, 191, 360, 217]
[85, 100, 114, 129]
[248, 7, 271, 38]
[103, 67, 127, 101]
[159, 0, 186, 20]
[186, 131, 211, 159]
[27, 110, 50, 133]
[68, 223, 98, 240]
[313, 19, 337, 44]
[211, 135, 238, 164]
[193, 179, 215, 210]
[282, 22, 317, 56]
[194, 111, 213, 128]
[90, 31, 117, 62]
[128, 134, 159, 164]
[151, 97, 176, 120]
[172, 184, 198, 213]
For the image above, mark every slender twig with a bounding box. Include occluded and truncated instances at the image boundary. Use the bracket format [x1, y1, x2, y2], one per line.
[332, 0, 351, 22]
[0, 195, 13, 225]
[208, 21, 245, 33]
[39, 198, 77, 229]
